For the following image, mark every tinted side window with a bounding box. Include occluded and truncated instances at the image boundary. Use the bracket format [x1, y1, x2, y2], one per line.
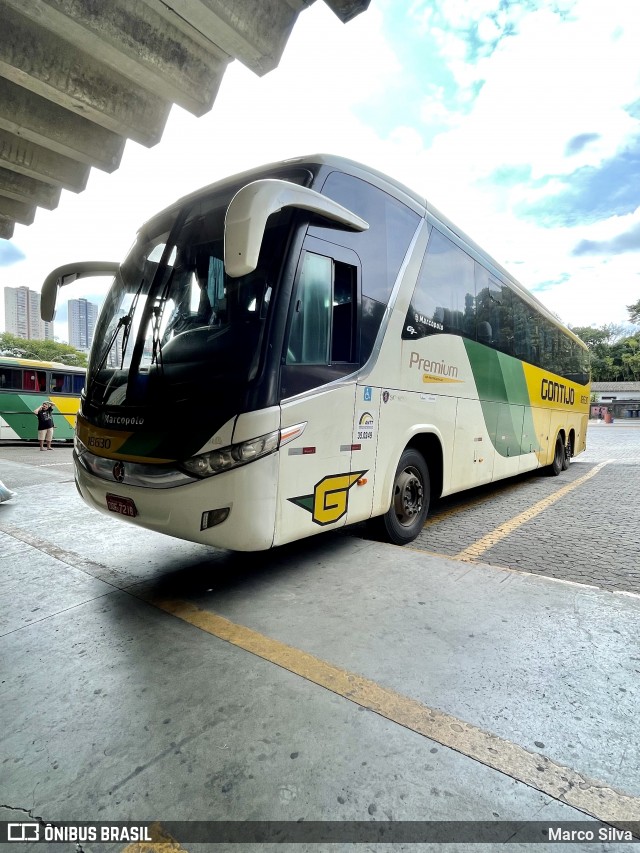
[286, 253, 331, 365]
[0, 367, 22, 389]
[512, 293, 539, 364]
[360, 296, 386, 364]
[51, 372, 73, 393]
[475, 266, 514, 355]
[281, 241, 360, 398]
[403, 229, 475, 340]
[285, 253, 357, 366]
[23, 369, 46, 392]
[310, 171, 420, 303]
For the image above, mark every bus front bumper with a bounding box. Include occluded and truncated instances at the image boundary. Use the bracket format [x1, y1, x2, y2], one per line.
[74, 452, 279, 551]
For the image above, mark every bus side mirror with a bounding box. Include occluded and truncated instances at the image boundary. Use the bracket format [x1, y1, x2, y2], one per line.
[41, 262, 120, 321]
[224, 179, 368, 278]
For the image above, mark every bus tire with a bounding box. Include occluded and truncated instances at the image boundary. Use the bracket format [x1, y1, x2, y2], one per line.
[371, 448, 430, 545]
[548, 434, 564, 476]
[561, 434, 572, 470]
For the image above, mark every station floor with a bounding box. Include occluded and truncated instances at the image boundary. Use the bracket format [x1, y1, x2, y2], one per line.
[0, 446, 639, 851]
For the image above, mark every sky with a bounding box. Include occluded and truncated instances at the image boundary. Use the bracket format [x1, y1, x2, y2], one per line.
[0, 0, 639, 342]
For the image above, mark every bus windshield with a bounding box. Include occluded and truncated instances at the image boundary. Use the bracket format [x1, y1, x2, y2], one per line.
[88, 193, 285, 412]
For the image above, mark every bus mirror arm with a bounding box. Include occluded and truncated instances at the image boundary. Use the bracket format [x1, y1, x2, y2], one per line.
[224, 179, 369, 278]
[41, 261, 120, 321]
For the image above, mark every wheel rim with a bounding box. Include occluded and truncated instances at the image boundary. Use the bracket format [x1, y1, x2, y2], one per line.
[393, 466, 424, 527]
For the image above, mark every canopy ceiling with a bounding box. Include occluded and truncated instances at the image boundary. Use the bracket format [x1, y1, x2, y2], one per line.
[0, 0, 370, 239]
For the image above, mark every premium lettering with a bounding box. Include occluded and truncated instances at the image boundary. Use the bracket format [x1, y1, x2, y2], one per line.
[409, 352, 458, 378]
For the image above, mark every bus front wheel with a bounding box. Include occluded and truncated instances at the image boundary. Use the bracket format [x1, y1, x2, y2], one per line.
[371, 448, 430, 545]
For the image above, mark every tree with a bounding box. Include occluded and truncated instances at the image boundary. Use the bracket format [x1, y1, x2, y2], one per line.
[620, 337, 640, 381]
[0, 333, 87, 366]
[628, 299, 640, 325]
[570, 325, 618, 350]
[569, 324, 640, 381]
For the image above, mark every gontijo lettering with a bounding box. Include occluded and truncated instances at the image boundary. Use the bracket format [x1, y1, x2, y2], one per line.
[541, 378, 575, 405]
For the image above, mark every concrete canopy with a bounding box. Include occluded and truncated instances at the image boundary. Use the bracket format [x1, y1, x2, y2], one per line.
[0, 0, 370, 239]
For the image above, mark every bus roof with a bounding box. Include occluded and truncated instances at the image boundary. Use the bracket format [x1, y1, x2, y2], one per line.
[0, 356, 86, 372]
[136, 154, 588, 352]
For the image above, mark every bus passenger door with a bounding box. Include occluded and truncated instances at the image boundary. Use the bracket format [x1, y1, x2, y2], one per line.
[452, 397, 493, 490]
[275, 238, 361, 547]
[491, 402, 525, 480]
[521, 406, 548, 472]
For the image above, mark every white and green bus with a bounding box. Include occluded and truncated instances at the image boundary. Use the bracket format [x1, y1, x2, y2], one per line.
[41, 155, 590, 551]
[0, 356, 85, 442]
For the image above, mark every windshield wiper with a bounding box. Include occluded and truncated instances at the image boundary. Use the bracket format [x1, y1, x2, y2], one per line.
[150, 303, 166, 370]
[91, 276, 145, 380]
[119, 279, 145, 367]
[126, 206, 192, 397]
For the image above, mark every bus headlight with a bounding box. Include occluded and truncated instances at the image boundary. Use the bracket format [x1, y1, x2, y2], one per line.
[181, 430, 280, 477]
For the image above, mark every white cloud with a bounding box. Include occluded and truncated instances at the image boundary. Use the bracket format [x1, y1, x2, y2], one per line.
[424, 0, 639, 181]
[389, 0, 640, 328]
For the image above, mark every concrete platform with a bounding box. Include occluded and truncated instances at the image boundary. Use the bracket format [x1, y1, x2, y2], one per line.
[1, 449, 639, 851]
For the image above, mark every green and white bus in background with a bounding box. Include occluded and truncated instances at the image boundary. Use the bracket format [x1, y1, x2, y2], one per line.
[0, 356, 85, 442]
[41, 155, 590, 551]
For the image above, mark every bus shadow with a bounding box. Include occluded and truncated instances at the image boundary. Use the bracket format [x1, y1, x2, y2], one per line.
[123, 461, 596, 606]
[131, 527, 367, 604]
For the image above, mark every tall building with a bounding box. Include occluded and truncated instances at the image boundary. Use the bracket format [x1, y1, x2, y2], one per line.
[3, 286, 54, 340]
[68, 298, 99, 351]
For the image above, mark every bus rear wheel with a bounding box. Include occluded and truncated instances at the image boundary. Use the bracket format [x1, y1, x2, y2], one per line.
[371, 448, 430, 545]
[548, 434, 565, 476]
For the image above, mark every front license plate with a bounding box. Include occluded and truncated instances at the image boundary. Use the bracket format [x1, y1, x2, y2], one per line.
[106, 493, 137, 517]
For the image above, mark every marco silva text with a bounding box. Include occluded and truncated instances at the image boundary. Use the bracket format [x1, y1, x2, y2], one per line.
[548, 826, 635, 842]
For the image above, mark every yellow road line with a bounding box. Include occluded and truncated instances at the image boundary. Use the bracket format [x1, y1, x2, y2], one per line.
[423, 479, 523, 528]
[145, 595, 640, 828]
[122, 821, 188, 852]
[454, 460, 613, 561]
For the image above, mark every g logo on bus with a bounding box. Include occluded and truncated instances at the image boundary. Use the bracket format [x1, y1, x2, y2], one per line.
[289, 471, 367, 526]
[113, 462, 125, 483]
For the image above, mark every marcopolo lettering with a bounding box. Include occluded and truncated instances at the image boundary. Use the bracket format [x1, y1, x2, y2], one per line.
[103, 413, 145, 427]
[541, 378, 575, 405]
[414, 312, 443, 331]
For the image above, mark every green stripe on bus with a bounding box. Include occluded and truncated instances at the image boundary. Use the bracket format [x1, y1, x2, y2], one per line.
[0, 393, 75, 440]
[463, 340, 538, 458]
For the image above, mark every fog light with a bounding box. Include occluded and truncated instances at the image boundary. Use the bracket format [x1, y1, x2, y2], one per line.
[201, 507, 230, 530]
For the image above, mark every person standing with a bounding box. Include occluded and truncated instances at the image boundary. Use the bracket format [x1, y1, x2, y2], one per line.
[34, 400, 55, 450]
